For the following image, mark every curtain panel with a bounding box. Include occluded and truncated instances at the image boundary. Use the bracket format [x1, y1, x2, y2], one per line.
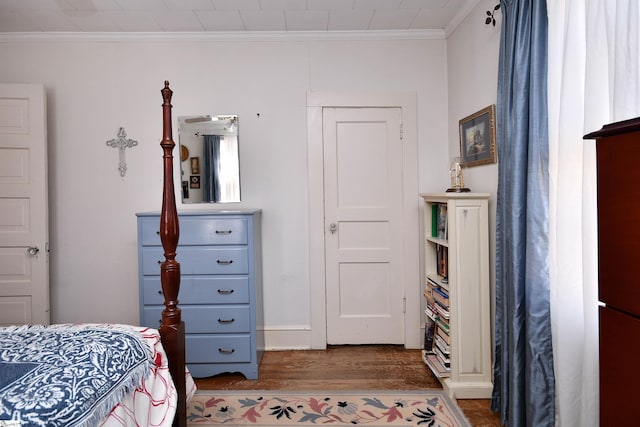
[547, 1, 640, 426]
[203, 134, 222, 203]
[492, 0, 556, 426]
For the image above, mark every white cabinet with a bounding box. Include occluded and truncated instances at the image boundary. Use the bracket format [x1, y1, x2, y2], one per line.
[420, 193, 492, 399]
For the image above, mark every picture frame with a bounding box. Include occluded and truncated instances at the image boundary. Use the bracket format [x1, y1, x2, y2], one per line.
[190, 157, 200, 174]
[458, 105, 497, 167]
[189, 175, 200, 189]
[182, 180, 189, 199]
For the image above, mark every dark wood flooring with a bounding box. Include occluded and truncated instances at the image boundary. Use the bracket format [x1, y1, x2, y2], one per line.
[194, 345, 503, 426]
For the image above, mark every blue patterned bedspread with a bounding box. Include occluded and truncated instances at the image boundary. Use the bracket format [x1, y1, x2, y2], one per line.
[0, 324, 152, 427]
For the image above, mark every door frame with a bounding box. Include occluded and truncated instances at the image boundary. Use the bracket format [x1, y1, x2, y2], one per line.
[306, 91, 420, 349]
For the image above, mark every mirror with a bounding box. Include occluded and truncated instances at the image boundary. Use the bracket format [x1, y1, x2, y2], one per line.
[178, 115, 240, 203]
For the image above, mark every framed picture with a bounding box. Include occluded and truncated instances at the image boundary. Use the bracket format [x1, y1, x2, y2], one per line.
[190, 157, 200, 174]
[189, 175, 200, 189]
[182, 180, 189, 199]
[459, 105, 497, 167]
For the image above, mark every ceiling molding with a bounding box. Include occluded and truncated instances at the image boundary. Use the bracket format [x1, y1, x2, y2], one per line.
[0, 29, 445, 43]
[444, 0, 483, 38]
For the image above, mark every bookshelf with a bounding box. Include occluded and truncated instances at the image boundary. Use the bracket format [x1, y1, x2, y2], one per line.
[420, 193, 492, 399]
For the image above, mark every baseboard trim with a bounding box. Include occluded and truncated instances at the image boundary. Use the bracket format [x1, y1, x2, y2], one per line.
[262, 325, 312, 350]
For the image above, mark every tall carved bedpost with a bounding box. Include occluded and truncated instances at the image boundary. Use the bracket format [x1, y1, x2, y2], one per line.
[159, 81, 186, 427]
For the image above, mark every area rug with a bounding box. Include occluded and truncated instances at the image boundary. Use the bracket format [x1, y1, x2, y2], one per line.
[186, 390, 471, 426]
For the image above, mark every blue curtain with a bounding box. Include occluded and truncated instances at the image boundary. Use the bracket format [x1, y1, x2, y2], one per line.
[491, 1, 555, 426]
[203, 135, 221, 203]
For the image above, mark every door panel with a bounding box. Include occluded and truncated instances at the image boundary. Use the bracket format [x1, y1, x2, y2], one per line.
[324, 107, 404, 344]
[0, 83, 49, 326]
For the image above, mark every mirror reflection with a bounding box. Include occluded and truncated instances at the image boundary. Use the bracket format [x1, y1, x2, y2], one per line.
[178, 115, 240, 203]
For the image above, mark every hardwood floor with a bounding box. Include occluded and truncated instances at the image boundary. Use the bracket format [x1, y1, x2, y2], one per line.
[194, 345, 503, 426]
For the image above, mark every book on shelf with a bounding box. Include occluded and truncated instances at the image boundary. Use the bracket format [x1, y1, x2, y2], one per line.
[423, 288, 435, 306]
[425, 353, 451, 376]
[436, 317, 450, 335]
[432, 287, 449, 308]
[431, 204, 438, 238]
[436, 204, 448, 240]
[434, 301, 450, 319]
[425, 305, 436, 321]
[435, 346, 451, 368]
[432, 284, 448, 298]
[434, 334, 450, 354]
[436, 325, 451, 344]
[424, 317, 436, 352]
[436, 245, 448, 279]
[427, 276, 441, 288]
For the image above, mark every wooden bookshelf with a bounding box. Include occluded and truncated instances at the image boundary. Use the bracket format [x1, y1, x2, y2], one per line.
[420, 193, 492, 399]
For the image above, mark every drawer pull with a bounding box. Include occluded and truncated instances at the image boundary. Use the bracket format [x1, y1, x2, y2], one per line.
[218, 348, 235, 354]
[156, 230, 160, 235]
[218, 318, 235, 324]
[216, 260, 234, 265]
[157, 290, 163, 295]
[217, 289, 234, 295]
[215, 230, 233, 235]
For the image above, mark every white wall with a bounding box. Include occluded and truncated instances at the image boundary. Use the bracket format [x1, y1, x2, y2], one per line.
[446, 0, 501, 327]
[0, 32, 450, 347]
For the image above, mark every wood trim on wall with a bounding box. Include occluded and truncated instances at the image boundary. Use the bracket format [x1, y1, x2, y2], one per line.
[306, 91, 420, 350]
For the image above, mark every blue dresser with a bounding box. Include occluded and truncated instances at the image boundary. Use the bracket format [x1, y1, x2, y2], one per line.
[136, 210, 263, 379]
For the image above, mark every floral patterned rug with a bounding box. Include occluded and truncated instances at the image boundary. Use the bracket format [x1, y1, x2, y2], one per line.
[187, 390, 471, 426]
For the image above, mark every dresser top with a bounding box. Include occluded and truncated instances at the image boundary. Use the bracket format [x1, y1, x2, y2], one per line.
[136, 209, 261, 217]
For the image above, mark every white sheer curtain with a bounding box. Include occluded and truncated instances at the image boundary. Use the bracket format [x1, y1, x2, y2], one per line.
[547, 1, 640, 426]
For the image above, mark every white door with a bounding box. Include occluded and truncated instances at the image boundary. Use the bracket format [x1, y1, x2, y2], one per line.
[324, 107, 404, 344]
[0, 83, 49, 326]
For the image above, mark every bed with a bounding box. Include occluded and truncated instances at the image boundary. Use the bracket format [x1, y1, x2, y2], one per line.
[0, 81, 191, 427]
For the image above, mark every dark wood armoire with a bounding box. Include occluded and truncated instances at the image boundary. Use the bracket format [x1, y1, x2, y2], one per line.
[585, 117, 640, 426]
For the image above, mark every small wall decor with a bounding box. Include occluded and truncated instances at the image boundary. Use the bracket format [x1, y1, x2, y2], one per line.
[486, 3, 501, 26]
[190, 175, 200, 189]
[106, 127, 138, 177]
[182, 180, 189, 199]
[190, 157, 200, 174]
[459, 105, 497, 167]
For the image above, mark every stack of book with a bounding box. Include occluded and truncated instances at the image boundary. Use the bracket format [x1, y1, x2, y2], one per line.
[423, 277, 451, 377]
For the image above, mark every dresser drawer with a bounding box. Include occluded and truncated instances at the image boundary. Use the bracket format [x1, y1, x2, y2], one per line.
[141, 247, 248, 275]
[141, 276, 250, 305]
[186, 335, 251, 363]
[143, 305, 250, 333]
[137, 210, 263, 380]
[138, 217, 248, 246]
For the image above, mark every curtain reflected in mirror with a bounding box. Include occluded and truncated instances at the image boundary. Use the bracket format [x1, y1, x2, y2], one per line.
[178, 115, 240, 203]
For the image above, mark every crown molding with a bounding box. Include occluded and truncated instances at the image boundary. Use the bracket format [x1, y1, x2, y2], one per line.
[444, 0, 483, 38]
[0, 29, 445, 43]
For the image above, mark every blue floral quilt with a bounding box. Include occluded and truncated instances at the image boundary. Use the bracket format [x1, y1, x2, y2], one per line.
[0, 324, 152, 427]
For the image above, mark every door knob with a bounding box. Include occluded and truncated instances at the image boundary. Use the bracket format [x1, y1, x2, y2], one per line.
[329, 223, 337, 234]
[27, 246, 40, 257]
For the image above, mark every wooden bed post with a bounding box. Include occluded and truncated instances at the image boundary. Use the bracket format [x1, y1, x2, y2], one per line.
[159, 81, 187, 427]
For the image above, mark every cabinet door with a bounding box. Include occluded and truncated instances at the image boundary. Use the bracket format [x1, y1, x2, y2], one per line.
[596, 133, 640, 314]
[599, 306, 640, 424]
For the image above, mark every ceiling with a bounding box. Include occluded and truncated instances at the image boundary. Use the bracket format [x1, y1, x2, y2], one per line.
[0, 0, 480, 34]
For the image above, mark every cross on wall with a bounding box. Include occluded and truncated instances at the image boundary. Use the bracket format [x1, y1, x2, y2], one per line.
[106, 127, 138, 177]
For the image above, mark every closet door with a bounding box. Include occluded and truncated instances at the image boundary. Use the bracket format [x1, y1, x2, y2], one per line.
[323, 107, 404, 345]
[0, 83, 49, 326]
